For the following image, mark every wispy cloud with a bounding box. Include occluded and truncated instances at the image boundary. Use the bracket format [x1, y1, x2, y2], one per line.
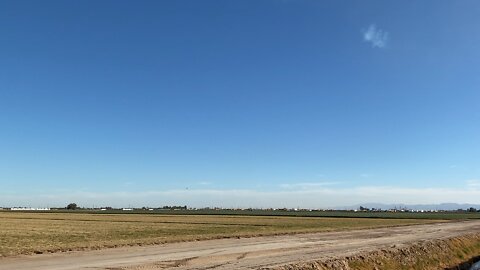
[279, 182, 339, 190]
[467, 179, 480, 189]
[197, 181, 212, 186]
[363, 24, 388, 48]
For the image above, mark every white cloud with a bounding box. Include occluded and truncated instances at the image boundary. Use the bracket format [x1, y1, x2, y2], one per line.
[363, 24, 388, 48]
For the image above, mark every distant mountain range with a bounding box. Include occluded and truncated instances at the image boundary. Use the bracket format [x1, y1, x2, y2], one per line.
[340, 203, 480, 211]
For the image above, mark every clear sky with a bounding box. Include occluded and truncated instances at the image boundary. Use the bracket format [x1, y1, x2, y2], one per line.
[1, 1, 479, 208]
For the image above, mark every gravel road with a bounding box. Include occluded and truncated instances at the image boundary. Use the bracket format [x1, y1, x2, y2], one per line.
[1, 220, 479, 270]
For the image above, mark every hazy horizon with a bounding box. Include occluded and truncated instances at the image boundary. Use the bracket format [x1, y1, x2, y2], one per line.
[2, 187, 480, 209]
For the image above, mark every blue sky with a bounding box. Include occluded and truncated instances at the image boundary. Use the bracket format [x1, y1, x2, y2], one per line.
[1, 1, 479, 207]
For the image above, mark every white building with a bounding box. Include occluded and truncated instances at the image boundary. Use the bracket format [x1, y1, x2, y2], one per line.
[10, 207, 51, 211]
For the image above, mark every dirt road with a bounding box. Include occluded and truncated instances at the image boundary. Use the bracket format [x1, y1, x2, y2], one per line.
[1, 220, 479, 270]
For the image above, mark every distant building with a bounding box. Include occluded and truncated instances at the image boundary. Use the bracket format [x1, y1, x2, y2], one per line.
[10, 207, 50, 211]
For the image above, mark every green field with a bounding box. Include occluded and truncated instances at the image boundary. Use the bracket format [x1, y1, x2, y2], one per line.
[0, 211, 443, 257]
[168, 209, 480, 219]
[17, 209, 480, 220]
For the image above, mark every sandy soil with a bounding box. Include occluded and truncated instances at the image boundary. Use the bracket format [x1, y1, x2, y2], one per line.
[1, 220, 479, 270]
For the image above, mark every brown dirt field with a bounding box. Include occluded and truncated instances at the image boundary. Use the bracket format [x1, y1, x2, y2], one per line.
[0, 212, 435, 257]
[0, 220, 479, 270]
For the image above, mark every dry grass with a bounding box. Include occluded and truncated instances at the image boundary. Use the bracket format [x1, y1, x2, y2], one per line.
[0, 211, 438, 257]
[346, 233, 480, 270]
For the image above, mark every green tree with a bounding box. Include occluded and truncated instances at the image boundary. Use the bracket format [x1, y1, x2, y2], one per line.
[66, 203, 78, 210]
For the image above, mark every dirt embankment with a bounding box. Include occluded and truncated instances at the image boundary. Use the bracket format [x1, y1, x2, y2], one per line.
[271, 233, 480, 270]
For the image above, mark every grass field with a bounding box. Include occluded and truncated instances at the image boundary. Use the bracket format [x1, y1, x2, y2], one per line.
[0, 211, 441, 257]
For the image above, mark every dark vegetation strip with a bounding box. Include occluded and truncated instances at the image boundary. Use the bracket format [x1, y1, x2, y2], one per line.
[2, 209, 479, 220]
